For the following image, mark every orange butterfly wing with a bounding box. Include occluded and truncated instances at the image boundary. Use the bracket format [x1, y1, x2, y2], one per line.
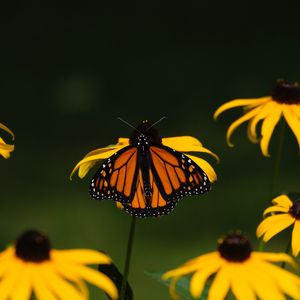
[89, 146, 139, 203]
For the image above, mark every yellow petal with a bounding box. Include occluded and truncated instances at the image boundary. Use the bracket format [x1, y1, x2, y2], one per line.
[283, 105, 300, 154]
[41, 264, 84, 300]
[256, 214, 294, 241]
[190, 261, 221, 298]
[260, 103, 282, 156]
[52, 249, 111, 265]
[247, 101, 274, 143]
[71, 265, 118, 300]
[252, 252, 296, 268]
[207, 265, 230, 300]
[186, 154, 217, 182]
[10, 266, 32, 300]
[253, 260, 300, 300]
[213, 97, 270, 120]
[246, 261, 286, 300]
[32, 269, 57, 300]
[263, 205, 289, 216]
[162, 137, 219, 162]
[272, 195, 293, 208]
[167, 277, 180, 300]
[70, 147, 125, 179]
[0, 259, 23, 300]
[0, 122, 14, 139]
[0, 137, 14, 159]
[292, 221, 300, 257]
[226, 106, 262, 147]
[230, 265, 256, 300]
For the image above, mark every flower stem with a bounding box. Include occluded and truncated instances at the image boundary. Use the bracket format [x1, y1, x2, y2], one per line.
[270, 118, 286, 198]
[259, 119, 286, 252]
[281, 236, 291, 269]
[120, 216, 136, 300]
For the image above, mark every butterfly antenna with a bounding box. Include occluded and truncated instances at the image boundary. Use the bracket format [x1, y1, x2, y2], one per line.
[117, 117, 141, 133]
[146, 116, 167, 131]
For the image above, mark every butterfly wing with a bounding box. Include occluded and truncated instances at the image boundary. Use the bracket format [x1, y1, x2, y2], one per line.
[149, 145, 210, 200]
[89, 146, 139, 203]
[122, 144, 210, 217]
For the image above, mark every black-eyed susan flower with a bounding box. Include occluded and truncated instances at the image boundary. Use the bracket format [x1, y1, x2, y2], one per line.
[70, 121, 218, 217]
[163, 233, 300, 300]
[0, 122, 14, 159]
[71, 132, 218, 183]
[0, 230, 118, 300]
[214, 79, 300, 156]
[257, 194, 300, 257]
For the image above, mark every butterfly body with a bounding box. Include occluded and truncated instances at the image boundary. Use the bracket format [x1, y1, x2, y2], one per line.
[89, 121, 210, 217]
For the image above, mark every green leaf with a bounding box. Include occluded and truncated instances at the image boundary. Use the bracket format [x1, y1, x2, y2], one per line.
[145, 271, 209, 300]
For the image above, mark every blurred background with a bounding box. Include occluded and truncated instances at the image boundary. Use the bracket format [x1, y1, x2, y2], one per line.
[1, 1, 300, 298]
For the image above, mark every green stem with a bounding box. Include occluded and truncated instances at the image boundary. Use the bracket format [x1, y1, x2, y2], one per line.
[270, 119, 286, 198]
[120, 216, 136, 300]
[281, 236, 291, 269]
[259, 119, 286, 252]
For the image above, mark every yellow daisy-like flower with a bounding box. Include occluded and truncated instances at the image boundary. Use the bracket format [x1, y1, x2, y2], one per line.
[70, 135, 218, 183]
[257, 194, 300, 257]
[0, 230, 118, 300]
[214, 79, 300, 156]
[163, 233, 300, 300]
[0, 122, 14, 159]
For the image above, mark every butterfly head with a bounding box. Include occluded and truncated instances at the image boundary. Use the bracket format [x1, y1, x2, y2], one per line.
[130, 120, 162, 145]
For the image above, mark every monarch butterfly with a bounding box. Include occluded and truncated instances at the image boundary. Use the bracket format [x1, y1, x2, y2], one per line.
[89, 120, 211, 217]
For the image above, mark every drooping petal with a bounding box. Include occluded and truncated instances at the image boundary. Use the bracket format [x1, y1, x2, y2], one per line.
[41, 264, 84, 300]
[263, 205, 289, 216]
[168, 277, 180, 300]
[272, 195, 293, 208]
[70, 147, 125, 179]
[0, 260, 23, 300]
[292, 221, 300, 257]
[32, 269, 57, 300]
[226, 106, 262, 147]
[213, 97, 270, 120]
[246, 261, 285, 300]
[162, 137, 219, 162]
[256, 214, 295, 241]
[190, 261, 221, 298]
[247, 101, 274, 143]
[70, 265, 118, 300]
[0, 122, 14, 139]
[186, 154, 217, 182]
[0, 137, 14, 159]
[260, 103, 282, 156]
[207, 265, 230, 300]
[282, 105, 300, 154]
[252, 252, 296, 268]
[10, 266, 32, 300]
[230, 265, 256, 300]
[253, 260, 300, 300]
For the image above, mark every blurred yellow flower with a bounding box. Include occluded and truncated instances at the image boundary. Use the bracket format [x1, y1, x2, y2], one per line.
[71, 135, 219, 183]
[257, 194, 300, 257]
[0, 230, 118, 300]
[214, 79, 300, 156]
[0, 122, 14, 159]
[163, 233, 300, 300]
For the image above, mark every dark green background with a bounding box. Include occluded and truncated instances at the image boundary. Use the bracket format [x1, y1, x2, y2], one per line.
[1, 1, 300, 299]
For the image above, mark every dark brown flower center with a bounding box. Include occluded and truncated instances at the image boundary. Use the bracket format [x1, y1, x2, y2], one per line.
[218, 233, 252, 262]
[15, 230, 51, 262]
[272, 79, 300, 104]
[289, 200, 300, 219]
